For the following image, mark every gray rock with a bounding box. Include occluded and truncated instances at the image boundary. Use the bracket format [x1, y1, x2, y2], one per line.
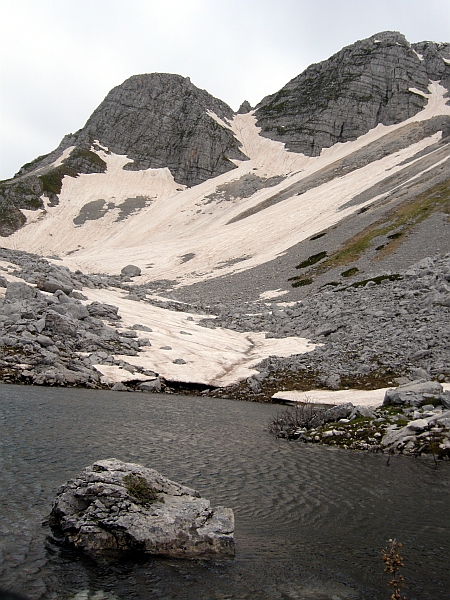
[441, 392, 450, 409]
[173, 358, 187, 365]
[138, 378, 162, 393]
[323, 403, 354, 422]
[381, 425, 415, 449]
[5, 281, 36, 301]
[406, 418, 429, 432]
[71, 291, 88, 300]
[44, 311, 78, 337]
[87, 302, 119, 320]
[410, 367, 431, 380]
[65, 303, 89, 320]
[0, 275, 8, 287]
[111, 382, 128, 391]
[323, 374, 341, 390]
[255, 31, 449, 156]
[384, 380, 443, 406]
[119, 330, 138, 338]
[48, 458, 234, 559]
[350, 405, 375, 419]
[36, 276, 73, 296]
[131, 324, 153, 332]
[237, 100, 252, 114]
[36, 334, 53, 347]
[120, 265, 142, 277]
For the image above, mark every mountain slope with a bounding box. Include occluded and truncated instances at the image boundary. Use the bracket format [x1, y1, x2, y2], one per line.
[0, 32, 448, 275]
[0, 74, 247, 236]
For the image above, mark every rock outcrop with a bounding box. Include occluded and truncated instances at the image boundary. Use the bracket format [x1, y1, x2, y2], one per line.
[255, 31, 450, 156]
[49, 459, 235, 559]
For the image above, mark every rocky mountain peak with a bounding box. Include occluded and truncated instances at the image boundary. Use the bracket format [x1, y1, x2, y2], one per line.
[72, 72, 248, 186]
[237, 100, 252, 114]
[254, 31, 450, 156]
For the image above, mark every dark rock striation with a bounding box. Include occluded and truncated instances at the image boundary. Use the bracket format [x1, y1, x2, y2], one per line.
[49, 459, 235, 559]
[255, 31, 450, 156]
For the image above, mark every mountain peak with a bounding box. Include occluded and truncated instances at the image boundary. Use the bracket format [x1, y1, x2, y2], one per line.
[255, 31, 450, 156]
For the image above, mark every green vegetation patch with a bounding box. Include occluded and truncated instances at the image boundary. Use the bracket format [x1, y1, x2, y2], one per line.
[310, 231, 327, 240]
[296, 251, 327, 269]
[290, 277, 313, 288]
[39, 165, 78, 195]
[287, 178, 450, 287]
[122, 474, 164, 506]
[70, 148, 107, 170]
[330, 179, 450, 267]
[349, 274, 402, 288]
[341, 267, 359, 278]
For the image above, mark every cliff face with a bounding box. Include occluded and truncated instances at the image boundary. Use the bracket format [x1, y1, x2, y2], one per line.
[73, 73, 248, 186]
[254, 31, 450, 156]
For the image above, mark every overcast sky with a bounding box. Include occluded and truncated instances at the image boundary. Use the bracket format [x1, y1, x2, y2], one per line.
[1, 0, 449, 180]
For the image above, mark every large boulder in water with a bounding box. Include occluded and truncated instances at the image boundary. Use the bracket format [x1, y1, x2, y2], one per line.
[49, 459, 235, 559]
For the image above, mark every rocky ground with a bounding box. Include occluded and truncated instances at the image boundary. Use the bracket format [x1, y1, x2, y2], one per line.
[0, 248, 161, 390]
[0, 247, 449, 399]
[201, 253, 450, 400]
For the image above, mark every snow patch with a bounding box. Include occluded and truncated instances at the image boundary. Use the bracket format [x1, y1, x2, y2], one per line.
[272, 388, 390, 408]
[93, 364, 157, 386]
[82, 288, 317, 387]
[259, 289, 289, 300]
[3, 82, 449, 287]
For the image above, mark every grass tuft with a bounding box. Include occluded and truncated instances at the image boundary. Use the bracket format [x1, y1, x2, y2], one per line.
[122, 474, 164, 506]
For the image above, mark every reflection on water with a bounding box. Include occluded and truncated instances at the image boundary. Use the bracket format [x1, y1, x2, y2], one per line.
[0, 384, 449, 599]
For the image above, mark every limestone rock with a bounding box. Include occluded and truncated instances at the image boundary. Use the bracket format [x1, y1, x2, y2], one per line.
[5, 281, 37, 301]
[255, 31, 450, 156]
[237, 100, 252, 114]
[49, 459, 235, 559]
[138, 378, 162, 393]
[36, 276, 73, 296]
[384, 379, 443, 406]
[120, 265, 141, 277]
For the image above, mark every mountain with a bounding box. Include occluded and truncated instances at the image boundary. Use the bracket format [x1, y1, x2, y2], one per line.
[255, 31, 450, 154]
[0, 31, 449, 401]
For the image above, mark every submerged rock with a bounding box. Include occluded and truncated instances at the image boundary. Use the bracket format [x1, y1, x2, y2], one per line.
[49, 459, 235, 560]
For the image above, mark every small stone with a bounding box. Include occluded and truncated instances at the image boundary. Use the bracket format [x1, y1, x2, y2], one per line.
[407, 419, 429, 432]
[112, 382, 128, 391]
[121, 265, 141, 277]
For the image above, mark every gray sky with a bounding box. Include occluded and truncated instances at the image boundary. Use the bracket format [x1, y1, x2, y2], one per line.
[1, 0, 449, 180]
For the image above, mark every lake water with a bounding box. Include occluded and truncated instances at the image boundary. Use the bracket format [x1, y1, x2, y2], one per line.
[0, 384, 449, 599]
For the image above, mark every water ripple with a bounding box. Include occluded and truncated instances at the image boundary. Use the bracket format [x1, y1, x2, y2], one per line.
[0, 384, 449, 599]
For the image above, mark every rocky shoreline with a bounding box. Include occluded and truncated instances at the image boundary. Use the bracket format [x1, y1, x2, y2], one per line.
[1, 247, 449, 422]
[270, 379, 450, 459]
